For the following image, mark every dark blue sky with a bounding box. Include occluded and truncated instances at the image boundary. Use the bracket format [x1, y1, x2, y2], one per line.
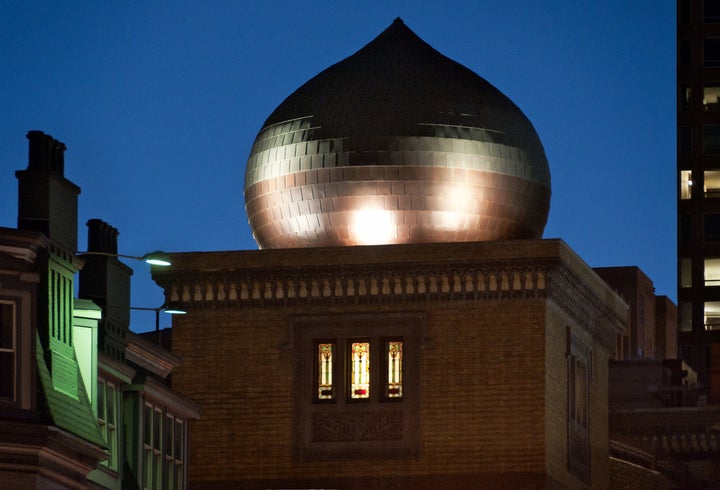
[0, 1, 675, 332]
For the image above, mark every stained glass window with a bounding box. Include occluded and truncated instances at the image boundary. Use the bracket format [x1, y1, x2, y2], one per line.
[386, 340, 403, 399]
[350, 341, 370, 399]
[317, 342, 334, 400]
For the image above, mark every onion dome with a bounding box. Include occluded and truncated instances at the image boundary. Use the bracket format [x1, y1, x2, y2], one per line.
[244, 18, 551, 248]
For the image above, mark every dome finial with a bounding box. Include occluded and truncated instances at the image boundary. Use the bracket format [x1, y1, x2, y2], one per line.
[393, 17, 404, 24]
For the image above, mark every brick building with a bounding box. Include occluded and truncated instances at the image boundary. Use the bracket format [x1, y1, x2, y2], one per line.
[0, 131, 198, 489]
[152, 241, 626, 488]
[146, 17, 679, 489]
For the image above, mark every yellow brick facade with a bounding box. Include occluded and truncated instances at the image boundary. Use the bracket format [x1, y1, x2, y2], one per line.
[154, 240, 627, 488]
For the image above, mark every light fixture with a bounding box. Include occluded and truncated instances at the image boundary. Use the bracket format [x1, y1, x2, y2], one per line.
[142, 251, 172, 266]
[129, 305, 187, 345]
[77, 250, 172, 266]
[163, 306, 187, 315]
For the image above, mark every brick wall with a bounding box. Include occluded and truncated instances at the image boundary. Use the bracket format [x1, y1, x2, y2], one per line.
[157, 240, 626, 488]
[172, 297, 556, 483]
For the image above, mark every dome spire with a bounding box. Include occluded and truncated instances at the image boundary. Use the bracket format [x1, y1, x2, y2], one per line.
[244, 21, 551, 249]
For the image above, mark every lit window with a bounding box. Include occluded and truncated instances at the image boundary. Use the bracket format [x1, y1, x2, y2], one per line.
[385, 340, 403, 399]
[680, 257, 692, 288]
[296, 313, 422, 461]
[350, 341, 370, 399]
[681, 170, 692, 199]
[679, 302, 692, 332]
[705, 84, 720, 110]
[706, 171, 720, 197]
[316, 342, 335, 400]
[314, 338, 405, 402]
[705, 301, 720, 330]
[681, 84, 691, 110]
[706, 257, 720, 286]
[0, 302, 16, 401]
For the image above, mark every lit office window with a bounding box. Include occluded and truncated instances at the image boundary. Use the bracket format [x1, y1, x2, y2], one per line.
[680, 257, 692, 288]
[681, 170, 693, 199]
[681, 84, 691, 110]
[705, 84, 720, 110]
[350, 341, 370, 399]
[705, 170, 720, 197]
[679, 302, 693, 332]
[706, 257, 720, 286]
[705, 301, 720, 330]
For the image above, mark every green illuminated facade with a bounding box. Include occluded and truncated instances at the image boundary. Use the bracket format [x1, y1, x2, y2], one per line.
[0, 131, 197, 489]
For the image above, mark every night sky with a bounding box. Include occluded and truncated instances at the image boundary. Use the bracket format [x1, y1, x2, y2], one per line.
[0, 1, 675, 332]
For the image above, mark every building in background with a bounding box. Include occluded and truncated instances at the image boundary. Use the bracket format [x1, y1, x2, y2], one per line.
[677, 0, 720, 399]
[149, 19, 676, 488]
[0, 131, 197, 489]
[595, 266, 678, 361]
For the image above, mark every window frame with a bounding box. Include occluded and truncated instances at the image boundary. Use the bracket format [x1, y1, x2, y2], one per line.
[567, 331, 592, 484]
[0, 301, 17, 402]
[347, 338, 372, 401]
[294, 312, 423, 461]
[97, 378, 119, 471]
[381, 337, 404, 401]
[313, 339, 337, 402]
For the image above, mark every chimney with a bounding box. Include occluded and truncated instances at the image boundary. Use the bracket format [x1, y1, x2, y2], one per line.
[16, 130, 80, 251]
[79, 219, 132, 360]
[86, 218, 119, 255]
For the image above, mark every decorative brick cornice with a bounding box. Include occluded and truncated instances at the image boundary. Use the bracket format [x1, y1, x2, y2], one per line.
[612, 408, 720, 456]
[152, 240, 627, 350]
[546, 264, 628, 351]
[158, 259, 552, 308]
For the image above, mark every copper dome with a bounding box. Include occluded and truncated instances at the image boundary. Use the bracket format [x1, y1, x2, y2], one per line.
[245, 18, 551, 249]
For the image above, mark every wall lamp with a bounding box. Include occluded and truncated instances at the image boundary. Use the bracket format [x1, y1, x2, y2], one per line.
[77, 250, 172, 266]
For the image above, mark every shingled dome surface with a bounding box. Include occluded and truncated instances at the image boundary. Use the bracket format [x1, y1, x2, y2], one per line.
[244, 18, 551, 249]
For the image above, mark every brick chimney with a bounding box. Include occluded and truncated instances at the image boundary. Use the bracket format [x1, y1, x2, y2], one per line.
[16, 130, 80, 251]
[79, 219, 133, 360]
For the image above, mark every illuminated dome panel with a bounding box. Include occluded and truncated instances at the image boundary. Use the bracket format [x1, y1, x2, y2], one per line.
[244, 18, 551, 249]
